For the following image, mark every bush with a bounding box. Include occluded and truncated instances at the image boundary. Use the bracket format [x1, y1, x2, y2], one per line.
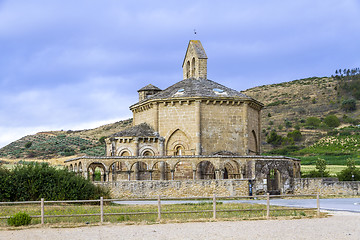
[341, 99, 356, 112]
[337, 159, 360, 181]
[287, 130, 302, 142]
[0, 163, 109, 201]
[7, 212, 31, 226]
[266, 131, 283, 146]
[25, 142, 32, 149]
[324, 115, 340, 128]
[305, 117, 321, 127]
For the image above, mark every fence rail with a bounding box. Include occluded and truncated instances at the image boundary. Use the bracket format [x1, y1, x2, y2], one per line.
[0, 193, 321, 224]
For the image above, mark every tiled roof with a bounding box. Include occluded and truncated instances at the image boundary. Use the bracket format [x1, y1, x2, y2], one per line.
[137, 84, 162, 92]
[110, 123, 157, 137]
[146, 78, 252, 100]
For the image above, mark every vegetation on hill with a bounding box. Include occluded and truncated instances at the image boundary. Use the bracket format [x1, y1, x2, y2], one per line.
[0, 119, 132, 159]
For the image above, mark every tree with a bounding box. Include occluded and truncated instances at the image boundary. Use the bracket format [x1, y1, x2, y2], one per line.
[315, 158, 327, 177]
[24, 142, 32, 149]
[323, 115, 340, 128]
[99, 136, 107, 144]
[266, 131, 283, 146]
[337, 159, 360, 181]
[287, 130, 302, 142]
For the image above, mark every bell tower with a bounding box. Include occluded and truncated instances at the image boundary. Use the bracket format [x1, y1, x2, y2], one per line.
[182, 40, 208, 80]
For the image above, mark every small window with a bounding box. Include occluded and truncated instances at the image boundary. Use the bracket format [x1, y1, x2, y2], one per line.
[173, 88, 185, 96]
[213, 88, 224, 93]
[213, 88, 227, 95]
[177, 89, 185, 93]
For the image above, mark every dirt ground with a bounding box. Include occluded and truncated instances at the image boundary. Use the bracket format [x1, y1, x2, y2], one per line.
[0, 211, 359, 240]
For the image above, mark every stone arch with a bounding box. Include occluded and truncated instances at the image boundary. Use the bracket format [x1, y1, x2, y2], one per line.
[130, 161, 149, 180]
[196, 161, 215, 179]
[151, 161, 170, 180]
[267, 168, 281, 195]
[69, 164, 73, 171]
[109, 161, 128, 181]
[166, 129, 191, 156]
[117, 147, 133, 156]
[191, 57, 196, 77]
[139, 146, 156, 156]
[87, 162, 107, 182]
[248, 130, 258, 155]
[223, 160, 240, 179]
[173, 161, 193, 180]
[74, 163, 78, 172]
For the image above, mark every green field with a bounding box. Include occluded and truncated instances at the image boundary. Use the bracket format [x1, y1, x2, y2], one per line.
[301, 165, 360, 175]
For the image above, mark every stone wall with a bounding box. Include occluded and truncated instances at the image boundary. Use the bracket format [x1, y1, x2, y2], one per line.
[97, 179, 250, 198]
[294, 178, 360, 195]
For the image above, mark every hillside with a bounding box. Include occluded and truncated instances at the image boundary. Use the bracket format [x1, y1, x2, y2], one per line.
[243, 75, 360, 152]
[0, 119, 132, 160]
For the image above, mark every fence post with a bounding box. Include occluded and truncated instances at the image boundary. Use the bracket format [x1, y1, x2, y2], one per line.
[41, 198, 44, 225]
[213, 194, 216, 219]
[316, 192, 320, 217]
[100, 197, 104, 224]
[266, 193, 270, 219]
[157, 195, 161, 221]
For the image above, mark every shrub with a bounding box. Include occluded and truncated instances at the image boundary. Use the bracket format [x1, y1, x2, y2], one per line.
[266, 131, 283, 146]
[7, 212, 31, 226]
[305, 117, 321, 127]
[25, 142, 32, 149]
[0, 163, 109, 201]
[337, 159, 360, 181]
[341, 99, 356, 112]
[324, 115, 340, 128]
[287, 130, 302, 142]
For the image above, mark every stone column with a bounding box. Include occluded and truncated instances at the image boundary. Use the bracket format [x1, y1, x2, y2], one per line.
[83, 170, 88, 180]
[127, 171, 132, 181]
[195, 100, 202, 155]
[160, 161, 166, 180]
[171, 170, 175, 180]
[149, 170, 153, 180]
[193, 170, 197, 180]
[106, 171, 110, 182]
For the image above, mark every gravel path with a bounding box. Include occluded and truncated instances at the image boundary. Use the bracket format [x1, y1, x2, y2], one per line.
[1, 212, 359, 240]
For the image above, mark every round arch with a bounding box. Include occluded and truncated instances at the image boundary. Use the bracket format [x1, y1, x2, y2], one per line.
[117, 147, 133, 156]
[196, 161, 215, 179]
[87, 162, 107, 182]
[151, 161, 170, 180]
[130, 161, 149, 180]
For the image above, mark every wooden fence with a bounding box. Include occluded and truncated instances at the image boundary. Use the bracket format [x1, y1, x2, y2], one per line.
[0, 193, 320, 225]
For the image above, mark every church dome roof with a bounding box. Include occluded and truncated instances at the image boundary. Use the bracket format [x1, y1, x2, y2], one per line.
[137, 84, 161, 92]
[146, 78, 252, 100]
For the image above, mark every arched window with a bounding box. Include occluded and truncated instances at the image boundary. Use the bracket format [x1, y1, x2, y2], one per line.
[120, 151, 130, 156]
[186, 61, 190, 78]
[191, 57, 196, 77]
[175, 145, 184, 156]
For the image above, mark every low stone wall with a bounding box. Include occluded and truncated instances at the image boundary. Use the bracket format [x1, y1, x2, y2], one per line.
[97, 179, 250, 198]
[294, 178, 360, 195]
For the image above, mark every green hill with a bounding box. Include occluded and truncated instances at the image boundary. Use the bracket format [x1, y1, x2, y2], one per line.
[0, 119, 132, 160]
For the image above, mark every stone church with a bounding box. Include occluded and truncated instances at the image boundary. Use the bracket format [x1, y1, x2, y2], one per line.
[66, 40, 300, 195]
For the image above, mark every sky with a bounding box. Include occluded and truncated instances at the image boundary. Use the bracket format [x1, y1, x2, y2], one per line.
[1, 0, 360, 148]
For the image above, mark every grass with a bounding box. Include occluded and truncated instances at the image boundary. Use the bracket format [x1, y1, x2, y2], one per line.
[0, 201, 320, 228]
[301, 165, 360, 175]
[295, 155, 360, 165]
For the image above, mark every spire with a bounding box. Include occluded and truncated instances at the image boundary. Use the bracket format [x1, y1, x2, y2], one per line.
[182, 40, 208, 80]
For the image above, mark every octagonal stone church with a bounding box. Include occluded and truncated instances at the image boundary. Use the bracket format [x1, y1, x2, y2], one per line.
[66, 40, 300, 195]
